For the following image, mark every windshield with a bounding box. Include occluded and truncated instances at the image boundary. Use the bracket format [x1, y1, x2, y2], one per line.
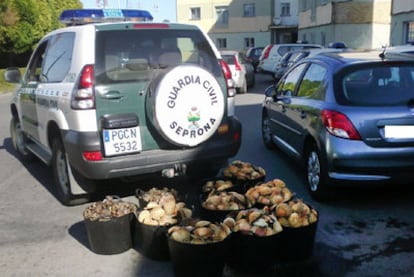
[95, 29, 221, 84]
[221, 55, 235, 65]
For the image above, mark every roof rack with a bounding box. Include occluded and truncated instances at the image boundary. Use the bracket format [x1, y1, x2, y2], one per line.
[59, 9, 153, 26]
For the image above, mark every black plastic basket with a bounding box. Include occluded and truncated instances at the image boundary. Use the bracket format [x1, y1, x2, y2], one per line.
[199, 192, 248, 223]
[133, 217, 171, 261]
[278, 220, 318, 261]
[226, 231, 282, 272]
[168, 235, 230, 277]
[84, 213, 134, 255]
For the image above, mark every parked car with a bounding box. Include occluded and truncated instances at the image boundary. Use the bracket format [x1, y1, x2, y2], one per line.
[262, 50, 414, 201]
[273, 48, 345, 81]
[5, 9, 242, 205]
[257, 43, 323, 75]
[384, 43, 414, 57]
[273, 50, 308, 82]
[245, 46, 264, 72]
[220, 50, 255, 93]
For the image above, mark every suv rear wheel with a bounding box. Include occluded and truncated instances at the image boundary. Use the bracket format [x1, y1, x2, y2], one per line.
[51, 138, 90, 206]
[10, 117, 35, 161]
[146, 65, 225, 147]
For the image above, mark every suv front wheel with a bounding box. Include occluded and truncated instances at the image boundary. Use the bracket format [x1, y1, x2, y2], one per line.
[51, 139, 90, 206]
[10, 117, 35, 161]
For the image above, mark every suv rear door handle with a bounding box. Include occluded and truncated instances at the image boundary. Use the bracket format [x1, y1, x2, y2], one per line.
[101, 90, 124, 100]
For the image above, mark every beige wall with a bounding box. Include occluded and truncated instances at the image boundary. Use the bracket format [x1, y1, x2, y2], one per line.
[300, 1, 390, 28]
[299, 3, 332, 27]
[176, 0, 218, 32]
[298, 0, 391, 49]
[215, 16, 270, 33]
[176, 0, 270, 34]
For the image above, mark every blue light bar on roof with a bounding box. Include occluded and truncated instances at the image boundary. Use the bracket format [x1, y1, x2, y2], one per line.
[59, 9, 153, 25]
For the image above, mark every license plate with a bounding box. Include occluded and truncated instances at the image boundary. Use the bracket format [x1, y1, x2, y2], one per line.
[384, 125, 414, 139]
[103, 126, 142, 156]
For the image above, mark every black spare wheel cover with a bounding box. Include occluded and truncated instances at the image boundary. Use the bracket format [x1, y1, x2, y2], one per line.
[147, 65, 225, 147]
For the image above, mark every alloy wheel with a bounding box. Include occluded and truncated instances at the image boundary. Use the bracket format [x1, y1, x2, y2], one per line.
[307, 151, 321, 192]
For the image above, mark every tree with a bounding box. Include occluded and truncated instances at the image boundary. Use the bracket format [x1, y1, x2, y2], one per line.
[48, 0, 83, 30]
[0, 0, 82, 66]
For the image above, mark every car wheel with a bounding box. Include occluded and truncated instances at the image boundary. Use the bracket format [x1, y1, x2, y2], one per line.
[10, 117, 35, 161]
[261, 112, 275, 149]
[305, 144, 329, 201]
[52, 138, 90, 206]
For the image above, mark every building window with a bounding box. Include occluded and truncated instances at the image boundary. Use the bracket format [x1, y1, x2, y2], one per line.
[217, 38, 227, 49]
[216, 6, 229, 25]
[321, 31, 326, 47]
[243, 3, 255, 17]
[320, 0, 327, 5]
[190, 7, 200, 20]
[244, 37, 255, 48]
[302, 0, 307, 12]
[407, 22, 414, 43]
[311, 0, 316, 21]
[281, 3, 290, 16]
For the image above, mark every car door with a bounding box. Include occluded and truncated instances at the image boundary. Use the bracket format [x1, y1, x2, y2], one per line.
[239, 52, 254, 86]
[286, 63, 328, 152]
[35, 32, 75, 146]
[18, 40, 49, 143]
[267, 63, 308, 149]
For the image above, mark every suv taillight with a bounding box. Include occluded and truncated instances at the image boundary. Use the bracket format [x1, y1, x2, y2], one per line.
[262, 45, 273, 60]
[220, 60, 236, 97]
[71, 64, 95, 110]
[321, 110, 361, 140]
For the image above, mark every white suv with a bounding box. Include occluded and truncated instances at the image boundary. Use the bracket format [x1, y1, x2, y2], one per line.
[257, 43, 322, 75]
[5, 9, 241, 205]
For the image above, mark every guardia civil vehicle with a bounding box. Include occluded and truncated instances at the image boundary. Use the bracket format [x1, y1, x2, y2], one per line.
[5, 9, 241, 205]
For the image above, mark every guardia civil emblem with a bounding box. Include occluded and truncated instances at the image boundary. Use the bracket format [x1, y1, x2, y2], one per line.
[188, 106, 200, 129]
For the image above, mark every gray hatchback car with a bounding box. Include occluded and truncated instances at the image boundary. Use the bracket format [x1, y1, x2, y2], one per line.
[262, 50, 414, 201]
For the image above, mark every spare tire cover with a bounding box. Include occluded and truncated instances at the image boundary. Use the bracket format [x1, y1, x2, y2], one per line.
[147, 65, 225, 147]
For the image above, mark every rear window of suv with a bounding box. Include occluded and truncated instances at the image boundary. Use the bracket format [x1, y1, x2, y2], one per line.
[95, 29, 221, 84]
[339, 64, 414, 106]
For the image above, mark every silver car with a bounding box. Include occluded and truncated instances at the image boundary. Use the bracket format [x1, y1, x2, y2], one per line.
[220, 50, 255, 93]
[262, 50, 414, 201]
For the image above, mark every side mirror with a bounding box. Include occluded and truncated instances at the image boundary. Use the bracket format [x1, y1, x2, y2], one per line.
[284, 90, 292, 97]
[4, 67, 22, 83]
